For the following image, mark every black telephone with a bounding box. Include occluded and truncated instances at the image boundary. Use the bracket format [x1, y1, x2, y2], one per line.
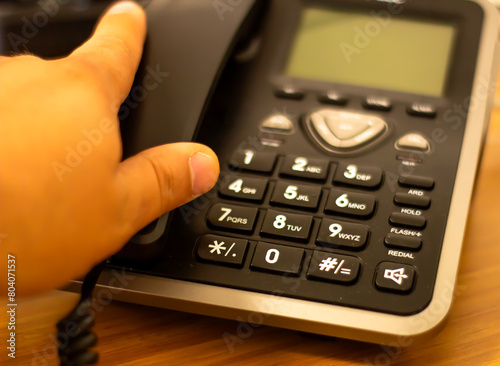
[2, 0, 499, 345]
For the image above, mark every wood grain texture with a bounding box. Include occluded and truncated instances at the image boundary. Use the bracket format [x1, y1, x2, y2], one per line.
[3, 98, 500, 366]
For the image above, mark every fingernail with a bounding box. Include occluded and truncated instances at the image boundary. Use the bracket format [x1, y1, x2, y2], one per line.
[189, 152, 219, 197]
[107, 1, 142, 15]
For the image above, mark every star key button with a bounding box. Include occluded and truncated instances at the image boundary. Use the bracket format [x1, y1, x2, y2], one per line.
[197, 235, 249, 267]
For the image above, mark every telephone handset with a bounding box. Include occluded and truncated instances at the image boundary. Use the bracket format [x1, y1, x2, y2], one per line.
[1, 0, 499, 345]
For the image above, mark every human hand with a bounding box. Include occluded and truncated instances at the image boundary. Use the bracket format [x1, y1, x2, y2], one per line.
[0, 1, 219, 296]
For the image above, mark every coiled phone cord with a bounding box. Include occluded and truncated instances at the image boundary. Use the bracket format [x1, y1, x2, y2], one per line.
[57, 260, 106, 366]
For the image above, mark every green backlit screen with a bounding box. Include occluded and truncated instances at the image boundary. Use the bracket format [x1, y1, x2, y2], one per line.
[285, 8, 456, 96]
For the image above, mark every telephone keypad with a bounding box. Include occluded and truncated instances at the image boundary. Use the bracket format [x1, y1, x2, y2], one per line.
[197, 235, 249, 266]
[307, 251, 361, 283]
[229, 150, 277, 173]
[333, 163, 383, 188]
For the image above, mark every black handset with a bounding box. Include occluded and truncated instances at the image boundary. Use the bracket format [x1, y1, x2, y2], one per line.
[2, 0, 499, 346]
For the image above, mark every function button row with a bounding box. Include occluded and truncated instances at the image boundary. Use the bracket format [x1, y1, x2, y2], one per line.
[407, 103, 437, 118]
[197, 236, 416, 292]
[334, 163, 382, 188]
[363, 96, 392, 111]
[394, 192, 430, 209]
[197, 234, 249, 266]
[261, 210, 313, 242]
[326, 189, 376, 218]
[395, 133, 430, 152]
[274, 85, 305, 100]
[219, 176, 268, 202]
[207, 203, 258, 233]
[318, 91, 348, 105]
[270, 181, 322, 210]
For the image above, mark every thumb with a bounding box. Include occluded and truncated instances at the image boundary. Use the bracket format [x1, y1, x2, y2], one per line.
[116, 143, 220, 233]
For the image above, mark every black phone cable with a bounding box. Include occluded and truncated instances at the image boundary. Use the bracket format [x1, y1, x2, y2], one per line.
[56, 260, 107, 366]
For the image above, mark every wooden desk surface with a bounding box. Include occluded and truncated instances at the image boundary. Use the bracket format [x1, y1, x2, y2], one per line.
[3, 104, 500, 366]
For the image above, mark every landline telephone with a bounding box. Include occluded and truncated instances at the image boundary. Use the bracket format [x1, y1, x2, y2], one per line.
[1, 0, 499, 345]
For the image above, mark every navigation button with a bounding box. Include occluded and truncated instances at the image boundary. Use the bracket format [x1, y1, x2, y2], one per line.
[307, 251, 361, 283]
[375, 262, 415, 292]
[197, 235, 248, 266]
[207, 204, 258, 233]
[250, 242, 305, 276]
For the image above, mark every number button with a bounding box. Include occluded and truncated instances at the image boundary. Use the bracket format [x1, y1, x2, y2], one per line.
[333, 163, 382, 188]
[260, 210, 313, 241]
[250, 242, 305, 276]
[219, 176, 268, 202]
[207, 204, 258, 233]
[280, 156, 329, 181]
[270, 181, 322, 210]
[316, 219, 369, 249]
[197, 235, 249, 267]
[229, 150, 277, 173]
[325, 189, 376, 218]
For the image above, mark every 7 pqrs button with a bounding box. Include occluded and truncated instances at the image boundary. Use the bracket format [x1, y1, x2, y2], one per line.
[207, 203, 258, 233]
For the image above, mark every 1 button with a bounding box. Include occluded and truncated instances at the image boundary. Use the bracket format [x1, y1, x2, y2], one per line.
[197, 235, 248, 266]
[375, 262, 416, 293]
[398, 175, 435, 190]
[229, 150, 277, 173]
[307, 251, 361, 283]
[316, 219, 369, 249]
[270, 181, 322, 210]
[219, 176, 268, 202]
[389, 212, 426, 229]
[207, 204, 258, 233]
[394, 192, 430, 209]
[363, 96, 392, 111]
[261, 210, 313, 241]
[384, 234, 422, 251]
[251, 242, 305, 276]
[325, 189, 376, 218]
[334, 163, 383, 189]
[280, 156, 329, 181]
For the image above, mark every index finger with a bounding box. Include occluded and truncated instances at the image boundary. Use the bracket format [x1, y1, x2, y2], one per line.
[69, 1, 147, 102]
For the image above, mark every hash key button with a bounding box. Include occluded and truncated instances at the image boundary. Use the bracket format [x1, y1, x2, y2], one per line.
[197, 235, 248, 267]
[207, 204, 258, 233]
[375, 262, 416, 293]
[325, 189, 376, 218]
[261, 210, 313, 241]
[251, 242, 305, 276]
[307, 251, 360, 283]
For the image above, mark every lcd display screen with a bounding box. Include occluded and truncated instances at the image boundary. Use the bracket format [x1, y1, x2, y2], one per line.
[285, 8, 456, 96]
